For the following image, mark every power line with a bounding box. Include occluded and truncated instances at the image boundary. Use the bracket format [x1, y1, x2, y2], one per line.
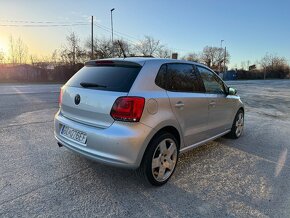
[0, 19, 88, 24]
[97, 23, 140, 41]
[0, 19, 191, 54]
[0, 19, 139, 44]
[94, 24, 138, 45]
[0, 19, 89, 27]
[0, 23, 89, 27]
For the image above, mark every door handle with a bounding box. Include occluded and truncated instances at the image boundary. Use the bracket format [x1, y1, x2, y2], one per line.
[175, 101, 185, 108]
[209, 101, 216, 107]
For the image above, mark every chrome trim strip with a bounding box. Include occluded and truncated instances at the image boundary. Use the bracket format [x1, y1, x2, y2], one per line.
[179, 130, 231, 154]
[60, 111, 108, 129]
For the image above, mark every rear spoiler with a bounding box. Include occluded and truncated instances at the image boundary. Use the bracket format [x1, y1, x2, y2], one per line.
[85, 60, 142, 68]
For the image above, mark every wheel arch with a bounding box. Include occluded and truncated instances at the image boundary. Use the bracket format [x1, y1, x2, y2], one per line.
[238, 106, 244, 114]
[137, 124, 183, 167]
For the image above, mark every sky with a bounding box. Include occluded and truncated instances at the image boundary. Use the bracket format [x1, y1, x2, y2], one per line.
[0, 0, 289, 68]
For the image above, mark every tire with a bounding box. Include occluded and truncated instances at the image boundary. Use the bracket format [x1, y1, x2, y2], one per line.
[139, 132, 179, 186]
[227, 109, 244, 139]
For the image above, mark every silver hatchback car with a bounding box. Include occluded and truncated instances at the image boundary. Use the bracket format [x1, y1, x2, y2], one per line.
[54, 57, 244, 186]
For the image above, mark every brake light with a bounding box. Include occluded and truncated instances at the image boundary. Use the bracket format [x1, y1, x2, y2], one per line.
[95, 60, 114, 66]
[58, 88, 63, 107]
[110, 97, 145, 122]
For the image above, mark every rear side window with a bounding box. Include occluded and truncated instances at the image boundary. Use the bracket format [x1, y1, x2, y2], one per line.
[155, 63, 204, 92]
[66, 65, 141, 92]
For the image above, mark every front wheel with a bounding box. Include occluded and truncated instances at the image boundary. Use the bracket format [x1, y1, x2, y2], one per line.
[139, 132, 179, 186]
[227, 109, 244, 139]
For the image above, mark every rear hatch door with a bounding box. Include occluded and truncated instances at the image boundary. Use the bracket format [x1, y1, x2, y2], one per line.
[61, 60, 142, 128]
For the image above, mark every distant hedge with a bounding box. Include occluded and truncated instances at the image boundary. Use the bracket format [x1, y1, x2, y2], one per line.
[0, 63, 84, 83]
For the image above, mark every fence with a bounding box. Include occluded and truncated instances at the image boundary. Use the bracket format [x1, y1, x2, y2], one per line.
[0, 64, 83, 83]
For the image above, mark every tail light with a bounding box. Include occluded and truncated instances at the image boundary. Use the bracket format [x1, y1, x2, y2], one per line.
[58, 88, 63, 107]
[110, 97, 145, 122]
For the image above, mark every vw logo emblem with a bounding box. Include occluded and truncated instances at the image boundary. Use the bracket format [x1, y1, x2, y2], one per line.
[74, 94, 81, 105]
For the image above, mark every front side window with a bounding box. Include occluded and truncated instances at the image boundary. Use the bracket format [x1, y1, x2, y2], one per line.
[155, 63, 204, 92]
[197, 66, 225, 94]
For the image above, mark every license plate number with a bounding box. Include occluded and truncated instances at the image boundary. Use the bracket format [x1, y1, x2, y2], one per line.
[61, 126, 87, 144]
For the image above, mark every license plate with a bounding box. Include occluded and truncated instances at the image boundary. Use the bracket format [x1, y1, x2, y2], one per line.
[61, 125, 87, 144]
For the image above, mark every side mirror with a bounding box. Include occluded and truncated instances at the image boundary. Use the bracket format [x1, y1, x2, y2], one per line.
[228, 87, 237, 95]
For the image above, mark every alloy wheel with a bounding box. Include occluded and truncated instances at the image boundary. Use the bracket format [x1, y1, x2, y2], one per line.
[151, 138, 177, 182]
[235, 112, 244, 137]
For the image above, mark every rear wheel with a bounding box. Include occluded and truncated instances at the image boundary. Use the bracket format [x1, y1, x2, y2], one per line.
[139, 132, 179, 186]
[227, 109, 244, 139]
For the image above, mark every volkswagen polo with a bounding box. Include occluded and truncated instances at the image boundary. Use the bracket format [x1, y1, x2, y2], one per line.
[54, 57, 244, 186]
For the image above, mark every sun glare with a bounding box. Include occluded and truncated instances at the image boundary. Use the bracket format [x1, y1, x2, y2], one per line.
[0, 39, 8, 54]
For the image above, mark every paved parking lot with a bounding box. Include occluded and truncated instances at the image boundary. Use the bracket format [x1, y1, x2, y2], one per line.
[1, 80, 290, 217]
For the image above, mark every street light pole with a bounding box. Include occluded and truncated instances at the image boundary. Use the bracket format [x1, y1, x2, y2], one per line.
[224, 46, 227, 73]
[220, 40, 224, 49]
[91, 16, 94, 60]
[110, 8, 115, 57]
[220, 40, 224, 73]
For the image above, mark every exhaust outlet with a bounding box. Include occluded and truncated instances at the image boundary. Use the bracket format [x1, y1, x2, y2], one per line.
[58, 142, 63, 147]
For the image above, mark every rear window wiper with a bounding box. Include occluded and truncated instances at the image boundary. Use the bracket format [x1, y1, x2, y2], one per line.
[80, 82, 107, 88]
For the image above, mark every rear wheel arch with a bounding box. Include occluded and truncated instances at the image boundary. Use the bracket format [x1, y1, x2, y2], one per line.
[238, 107, 244, 114]
[138, 126, 181, 186]
[151, 126, 181, 150]
[140, 126, 181, 164]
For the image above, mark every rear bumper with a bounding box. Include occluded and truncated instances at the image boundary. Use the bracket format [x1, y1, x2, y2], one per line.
[54, 111, 153, 169]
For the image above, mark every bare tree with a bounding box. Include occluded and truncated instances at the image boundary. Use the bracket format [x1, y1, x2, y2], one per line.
[200, 46, 230, 71]
[85, 35, 170, 59]
[96, 38, 113, 59]
[134, 36, 162, 56]
[0, 50, 5, 64]
[113, 39, 132, 58]
[240, 61, 246, 70]
[260, 54, 289, 79]
[85, 37, 113, 59]
[16, 38, 28, 64]
[9, 36, 16, 64]
[50, 49, 60, 66]
[8, 36, 28, 64]
[182, 52, 200, 62]
[60, 32, 86, 65]
[155, 46, 171, 58]
[30, 54, 40, 66]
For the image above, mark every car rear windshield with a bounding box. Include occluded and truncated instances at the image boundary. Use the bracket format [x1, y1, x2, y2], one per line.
[66, 64, 142, 92]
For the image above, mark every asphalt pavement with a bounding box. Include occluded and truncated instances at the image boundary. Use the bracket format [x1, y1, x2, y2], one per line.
[0, 80, 290, 217]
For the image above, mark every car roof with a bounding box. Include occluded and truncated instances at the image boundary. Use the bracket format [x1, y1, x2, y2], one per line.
[91, 57, 208, 68]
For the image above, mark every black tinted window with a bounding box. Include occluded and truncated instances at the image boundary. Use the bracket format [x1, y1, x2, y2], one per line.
[155, 64, 167, 89]
[197, 66, 225, 94]
[66, 65, 141, 92]
[155, 63, 203, 92]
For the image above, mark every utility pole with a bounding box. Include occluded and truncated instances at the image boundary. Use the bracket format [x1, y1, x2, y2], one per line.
[110, 8, 115, 57]
[91, 16, 94, 60]
[220, 40, 224, 73]
[224, 46, 227, 73]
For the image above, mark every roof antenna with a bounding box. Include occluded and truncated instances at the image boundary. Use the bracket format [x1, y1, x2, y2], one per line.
[117, 40, 127, 58]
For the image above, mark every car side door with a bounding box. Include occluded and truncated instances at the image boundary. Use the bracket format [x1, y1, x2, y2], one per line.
[197, 66, 235, 136]
[156, 63, 209, 147]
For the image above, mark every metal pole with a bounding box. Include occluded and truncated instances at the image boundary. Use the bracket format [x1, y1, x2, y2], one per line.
[91, 16, 94, 60]
[224, 46, 227, 73]
[110, 8, 115, 57]
[220, 40, 224, 73]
